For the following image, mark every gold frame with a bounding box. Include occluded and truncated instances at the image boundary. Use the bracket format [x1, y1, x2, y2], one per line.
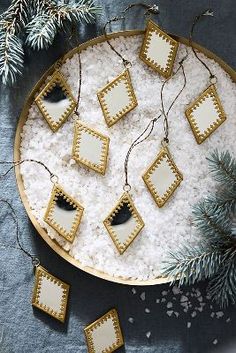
[185, 84, 227, 144]
[139, 20, 179, 78]
[142, 147, 183, 208]
[72, 120, 110, 175]
[97, 69, 138, 127]
[14, 30, 236, 286]
[44, 184, 84, 243]
[103, 192, 145, 254]
[84, 308, 124, 353]
[35, 71, 77, 132]
[32, 265, 70, 323]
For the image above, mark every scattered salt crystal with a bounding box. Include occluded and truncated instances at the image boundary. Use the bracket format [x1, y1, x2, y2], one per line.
[156, 299, 160, 303]
[167, 310, 173, 317]
[145, 308, 151, 313]
[172, 286, 181, 295]
[226, 318, 231, 323]
[213, 339, 218, 345]
[174, 312, 179, 318]
[183, 308, 188, 313]
[180, 295, 188, 302]
[187, 322, 191, 328]
[166, 302, 173, 309]
[131, 288, 136, 295]
[191, 311, 197, 318]
[140, 292, 146, 301]
[162, 290, 168, 296]
[146, 331, 151, 339]
[210, 312, 215, 318]
[128, 317, 134, 323]
[161, 298, 166, 303]
[216, 311, 224, 319]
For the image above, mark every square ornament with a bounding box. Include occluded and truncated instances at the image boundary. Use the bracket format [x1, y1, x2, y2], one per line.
[97, 69, 138, 127]
[143, 147, 183, 208]
[32, 265, 70, 323]
[185, 84, 226, 144]
[44, 184, 84, 243]
[35, 71, 77, 132]
[103, 192, 145, 254]
[72, 121, 110, 175]
[84, 309, 124, 353]
[140, 20, 179, 78]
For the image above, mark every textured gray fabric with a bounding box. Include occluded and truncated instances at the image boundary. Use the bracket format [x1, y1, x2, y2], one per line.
[0, 1, 236, 352]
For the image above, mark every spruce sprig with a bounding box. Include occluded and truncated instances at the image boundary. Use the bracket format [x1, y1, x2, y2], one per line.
[0, 0, 101, 85]
[162, 150, 236, 307]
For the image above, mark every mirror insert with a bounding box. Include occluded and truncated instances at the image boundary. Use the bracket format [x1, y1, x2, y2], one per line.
[140, 20, 179, 78]
[35, 71, 77, 132]
[143, 147, 183, 208]
[103, 192, 145, 254]
[97, 69, 138, 127]
[44, 184, 84, 243]
[32, 266, 70, 323]
[84, 309, 124, 353]
[72, 121, 110, 175]
[185, 84, 226, 144]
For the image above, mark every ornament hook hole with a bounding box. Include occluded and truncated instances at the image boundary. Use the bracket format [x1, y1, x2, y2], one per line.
[210, 75, 217, 84]
[50, 174, 59, 184]
[123, 184, 131, 192]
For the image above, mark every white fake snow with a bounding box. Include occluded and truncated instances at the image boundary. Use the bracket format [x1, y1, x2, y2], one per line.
[20, 35, 236, 280]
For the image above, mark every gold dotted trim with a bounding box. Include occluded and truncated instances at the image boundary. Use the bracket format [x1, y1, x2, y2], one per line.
[35, 71, 77, 132]
[142, 147, 183, 208]
[185, 84, 226, 144]
[97, 69, 138, 127]
[140, 20, 179, 78]
[44, 184, 84, 243]
[32, 265, 70, 323]
[72, 120, 110, 175]
[103, 192, 145, 254]
[84, 308, 124, 353]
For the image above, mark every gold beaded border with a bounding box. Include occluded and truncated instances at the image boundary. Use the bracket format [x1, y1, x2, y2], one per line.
[44, 184, 84, 243]
[103, 192, 145, 255]
[84, 308, 124, 353]
[142, 147, 183, 208]
[140, 20, 179, 78]
[97, 69, 138, 127]
[35, 71, 77, 132]
[72, 120, 110, 175]
[185, 84, 226, 144]
[32, 265, 70, 323]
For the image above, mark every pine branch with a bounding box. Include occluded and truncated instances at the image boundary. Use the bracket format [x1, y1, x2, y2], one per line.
[206, 188, 236, 214]
[0, 0, 31, 34]
[207, 150, 236, 190]
[161, 245, 222, 286]
[208, 248, 236, 307]
[26, 0, 101, 50]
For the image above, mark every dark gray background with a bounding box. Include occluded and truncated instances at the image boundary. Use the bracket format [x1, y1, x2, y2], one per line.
[0, 1, 235, 352]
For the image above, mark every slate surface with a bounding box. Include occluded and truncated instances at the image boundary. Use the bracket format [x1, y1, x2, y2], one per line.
[0, 1, 236, 352]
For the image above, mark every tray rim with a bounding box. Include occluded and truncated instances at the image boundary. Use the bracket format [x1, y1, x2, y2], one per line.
[14, 29, 236, 286]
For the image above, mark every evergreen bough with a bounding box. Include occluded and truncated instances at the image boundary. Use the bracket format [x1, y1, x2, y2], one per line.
[162, 150, 236, 307]
[0, 0, 101, 85]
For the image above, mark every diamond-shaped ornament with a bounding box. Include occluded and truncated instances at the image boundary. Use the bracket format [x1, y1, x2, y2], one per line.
[97, 69, 138, 127]
[32, 265, 70, 323]
[72, 121, 110, 175]
[44, 184, 84, 243]
[185, 84, 226, 144]
[103, 192, 145, 254]
[35, 71, 77, 132]
[140, 20, 179, 78]
[84, 309, 124, 353]
[143, 147, 183, 207]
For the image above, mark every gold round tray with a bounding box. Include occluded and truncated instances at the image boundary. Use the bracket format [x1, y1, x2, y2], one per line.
[14, 30, 236, 286]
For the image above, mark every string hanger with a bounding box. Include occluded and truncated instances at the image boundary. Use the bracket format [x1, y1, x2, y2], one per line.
[0, 199, 40, 268]
[123, 50, 188, 191]
[103, 3, 159, 68]
[0, 159, 58, 184]
[189, 9, 217, 84]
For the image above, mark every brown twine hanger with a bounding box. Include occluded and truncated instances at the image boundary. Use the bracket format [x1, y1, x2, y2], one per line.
[123, 52, 188, 191]
[0, 198, 40, 267]
[103, 3, 159, 68]
[189, 9, 217, 83]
